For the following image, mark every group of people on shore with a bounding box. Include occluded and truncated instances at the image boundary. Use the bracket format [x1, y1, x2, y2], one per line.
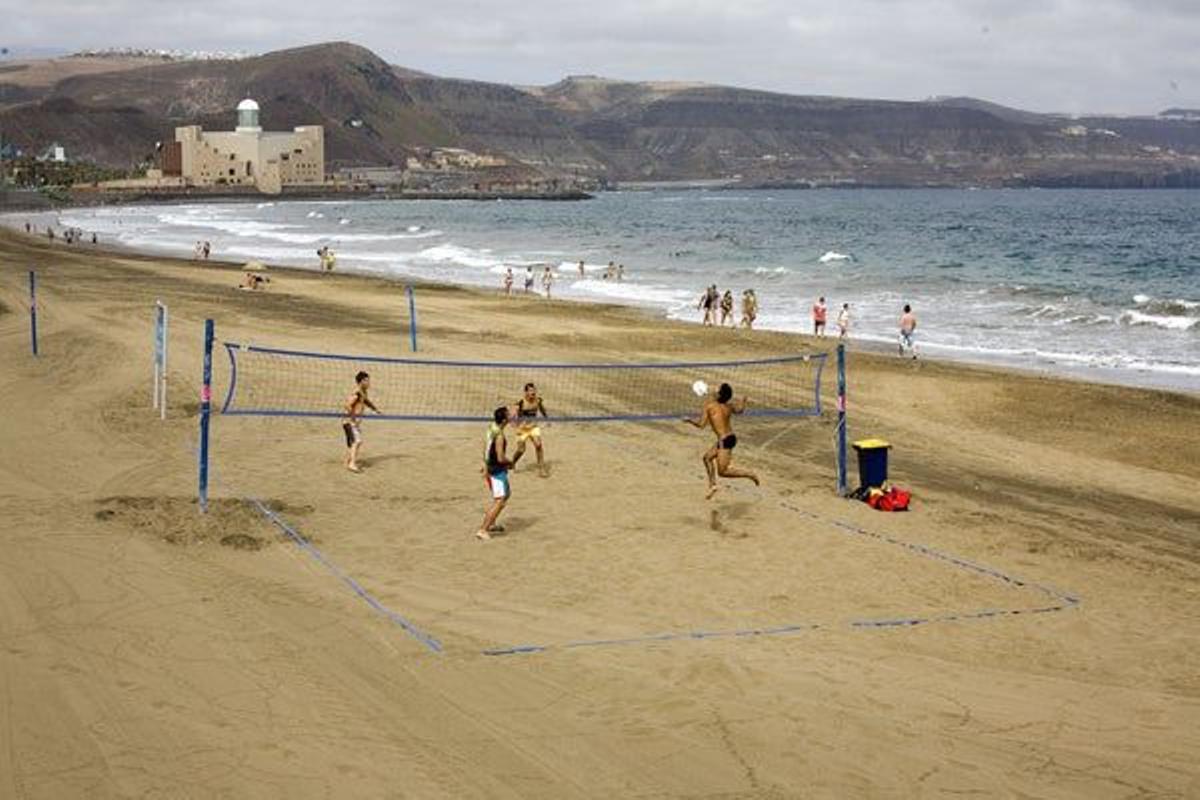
[31, 222, 96, 245]
[504, 264, 556, 298]
[192, 241, 212, 260]
[699, 289, 917, 357]
[809, 297, 851, 340]
[698, 285, 758, 329]
[502, 259, 630, 299]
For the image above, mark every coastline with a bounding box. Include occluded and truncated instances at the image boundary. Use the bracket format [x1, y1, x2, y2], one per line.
[4, 217, 1196, 397]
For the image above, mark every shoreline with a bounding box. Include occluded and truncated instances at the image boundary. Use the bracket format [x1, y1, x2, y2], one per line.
[3, 223, 1196, 400]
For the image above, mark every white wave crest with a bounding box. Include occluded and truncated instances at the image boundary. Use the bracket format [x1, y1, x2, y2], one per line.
[1119, 310, 1199, 331]
[819, 251, 851, 263]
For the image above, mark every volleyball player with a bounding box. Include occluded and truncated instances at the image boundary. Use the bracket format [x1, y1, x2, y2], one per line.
[514, 382, 549, 477]
[342, 371, 379, 473]
[683, 382, 760, 499]
[479, 405, 523, 540]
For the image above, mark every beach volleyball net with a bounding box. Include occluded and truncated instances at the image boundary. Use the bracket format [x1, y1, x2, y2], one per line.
[219, 343, 827, 422]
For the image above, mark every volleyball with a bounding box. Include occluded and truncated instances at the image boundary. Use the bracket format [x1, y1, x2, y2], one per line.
[692, 379, 709, 397]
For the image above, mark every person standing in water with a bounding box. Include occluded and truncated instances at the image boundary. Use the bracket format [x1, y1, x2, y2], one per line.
[899, 304, 918, 359]
[812, 297, 827, 337]
[837, 302, 851, 339]
[542, 265, 555, 298]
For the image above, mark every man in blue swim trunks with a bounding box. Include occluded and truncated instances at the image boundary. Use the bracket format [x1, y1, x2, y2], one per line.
[477, 405, 523, 540]
[684, 382, 760, 499]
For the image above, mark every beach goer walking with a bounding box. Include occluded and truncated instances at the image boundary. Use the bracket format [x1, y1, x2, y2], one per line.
[899, 304, 918, 359]
[720, 290, 735, 327]
[837, 303, 850, 339]
[514, 382, 549, 478]
[741, 290, 758, 329]
[478, 405, 522, 540]
[617, 264, 625, 281]
[604, 261, 615, 280]
[698, 285, 718, 326]
[24, 222, 31, 234]
[542, 265, 555, 298]
[342, 371, 380, 473]
[684, 382, 760, 500]
[503, 267, 514, 296]
[813, 297, 827, 337]
[524, 266, 535, 294]
[91, 232, 97, 245]
[578, 260, 586, 278]
[202, 241, 211, 260]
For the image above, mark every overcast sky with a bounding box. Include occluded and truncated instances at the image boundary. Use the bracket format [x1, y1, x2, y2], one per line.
[1, 0, 1196, 115]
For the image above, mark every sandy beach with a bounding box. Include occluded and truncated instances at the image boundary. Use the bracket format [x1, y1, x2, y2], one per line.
[1, 227, 1198, 798]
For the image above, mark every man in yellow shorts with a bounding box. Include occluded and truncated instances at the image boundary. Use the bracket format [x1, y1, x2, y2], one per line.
[514, 382, 549, 477]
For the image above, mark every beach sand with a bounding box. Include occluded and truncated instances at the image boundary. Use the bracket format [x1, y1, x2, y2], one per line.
[1, 228, 1198, 798]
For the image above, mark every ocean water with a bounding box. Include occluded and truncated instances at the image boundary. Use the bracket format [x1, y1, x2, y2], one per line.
[18, 189, 1200, 390]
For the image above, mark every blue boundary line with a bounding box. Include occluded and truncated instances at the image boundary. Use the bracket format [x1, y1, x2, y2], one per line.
[482, 500, 1080, 657]
[247, 499, 443, 654]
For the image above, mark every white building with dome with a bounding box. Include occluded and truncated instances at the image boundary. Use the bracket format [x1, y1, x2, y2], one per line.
[163, 98, 324, 194]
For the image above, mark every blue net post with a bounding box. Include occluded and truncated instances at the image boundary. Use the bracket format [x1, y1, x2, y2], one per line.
[836, 343, 848, 496]
[28, 270, 37, 357]
[406, 285, 418, 352]
[198, 319, 214, 513]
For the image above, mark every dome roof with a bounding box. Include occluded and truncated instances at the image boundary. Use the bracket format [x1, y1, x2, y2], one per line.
[236, 98, 260, 112]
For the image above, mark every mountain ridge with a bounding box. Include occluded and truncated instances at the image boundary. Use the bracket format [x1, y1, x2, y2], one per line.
[2, 41, 1198, 188]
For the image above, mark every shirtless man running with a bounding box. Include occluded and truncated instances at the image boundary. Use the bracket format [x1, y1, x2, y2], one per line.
[684, 382, 760, 499]
[342, 371, 380, 473]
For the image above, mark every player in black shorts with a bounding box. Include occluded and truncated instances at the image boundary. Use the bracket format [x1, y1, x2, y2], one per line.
[683, 382, 760, 499]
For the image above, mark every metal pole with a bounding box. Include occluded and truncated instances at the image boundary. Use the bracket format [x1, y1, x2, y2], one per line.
[198, 319, 213, 513]
[161, 303, 169, 420]
[153, 302, 162, 411]
[836, 343, 848, 496]
[28, 270, 37, 357]
[406, 284, 418, 352]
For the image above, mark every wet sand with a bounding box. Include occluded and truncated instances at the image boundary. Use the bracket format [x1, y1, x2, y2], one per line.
[1, 229, 1198, 798]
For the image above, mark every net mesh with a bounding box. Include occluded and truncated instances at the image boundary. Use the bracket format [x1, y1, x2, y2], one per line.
[220, 343, 825, 422]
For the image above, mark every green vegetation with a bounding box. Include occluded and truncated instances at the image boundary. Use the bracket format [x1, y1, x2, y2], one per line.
[4, 157, 130, 189]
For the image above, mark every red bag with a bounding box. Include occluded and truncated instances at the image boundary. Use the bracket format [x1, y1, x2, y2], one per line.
[867, 487, 911, 511]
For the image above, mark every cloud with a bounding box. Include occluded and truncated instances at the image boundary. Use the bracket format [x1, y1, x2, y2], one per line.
[0, 0, 1196, 113]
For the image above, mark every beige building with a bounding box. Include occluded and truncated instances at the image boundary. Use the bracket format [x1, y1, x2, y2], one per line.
[165, 99, 324, 194]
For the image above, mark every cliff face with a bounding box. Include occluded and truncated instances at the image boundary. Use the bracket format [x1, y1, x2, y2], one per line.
[2, 42, 1198, 187]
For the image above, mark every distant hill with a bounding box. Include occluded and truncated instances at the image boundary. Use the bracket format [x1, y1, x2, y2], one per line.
[3, 41, 1199, 188]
